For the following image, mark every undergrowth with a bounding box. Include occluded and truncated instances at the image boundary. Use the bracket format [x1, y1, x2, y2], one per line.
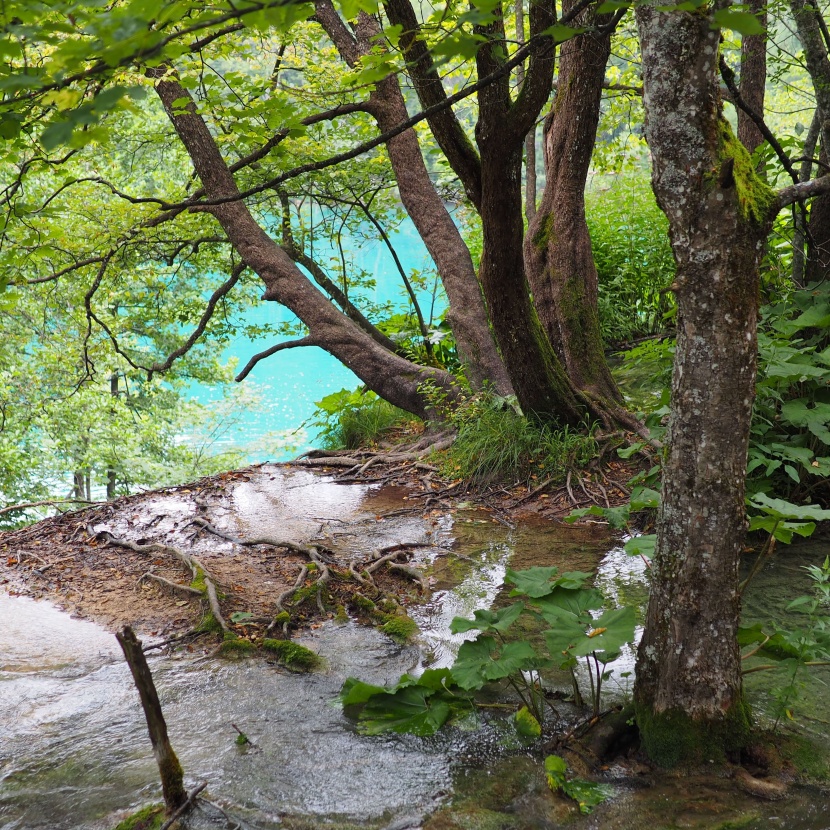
[443, 394, 597, 485]
[587, 175, 676, 346]
[311, 388, 414, 450]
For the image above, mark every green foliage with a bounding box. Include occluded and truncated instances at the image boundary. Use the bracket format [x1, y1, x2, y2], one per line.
[544, 754, 613, 814]
[741, 557, 830, 728]
[586, 177, 676, 346]
[443, 393, 597, 485]
[340, 567, 637, 738]
[339, 669, 472, 736]
[311, 388, 412, 450]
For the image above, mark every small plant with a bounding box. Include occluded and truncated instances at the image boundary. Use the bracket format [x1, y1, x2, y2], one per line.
[339, 567, 637, 736]
[544, 754, 614, 814]
[310, 388, 413, 450]
[741, 555, 830, 728]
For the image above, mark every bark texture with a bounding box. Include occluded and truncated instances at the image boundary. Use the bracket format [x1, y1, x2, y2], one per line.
[313, 3, 512, 394]
[806, 145, 830, 280]
[472, 1, 585, 422]
[737, 0, 767, 156]
[633, 3, 775, 766]
[151, 71, 460, 420]
[524, 4, 622, 404]
[117, 625, 187, 812]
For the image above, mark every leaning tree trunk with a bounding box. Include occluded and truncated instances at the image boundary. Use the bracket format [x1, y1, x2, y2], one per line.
[149, 71, 461, 420]
[524, 3, 622, 405]
[313, 2, 513, 395]
[633, 2, 776, 766]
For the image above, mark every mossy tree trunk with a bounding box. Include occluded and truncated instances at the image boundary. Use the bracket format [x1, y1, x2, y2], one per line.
[633, 2, 776, 766]
[524, 2, 622, 405]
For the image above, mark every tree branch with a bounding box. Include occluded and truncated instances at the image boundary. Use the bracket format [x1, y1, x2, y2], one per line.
[235, 336, 318, 381]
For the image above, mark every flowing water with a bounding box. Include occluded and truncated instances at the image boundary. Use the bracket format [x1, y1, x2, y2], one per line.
[1, 472, 829, 829]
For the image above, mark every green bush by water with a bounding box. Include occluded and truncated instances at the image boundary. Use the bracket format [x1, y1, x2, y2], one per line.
[311, 388, 412, 450]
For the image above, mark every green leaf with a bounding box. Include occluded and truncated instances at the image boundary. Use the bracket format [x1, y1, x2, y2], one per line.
[40, 119, 75, 151]
[536, 586, 605, 620]
[570, 606, 636, 660]
[513, 705, 542, 740]
[624, 534, 656, 559]
[452, 636, 539, 689]
[617, 441, 644, 459]
[750, 493, 830, 522]
[450, 601, 525, 634]
[711, 8, 765, 35]
[357, 685, 452, 736]
[629, 486, 660, 511]
[506, 566, 559, 597]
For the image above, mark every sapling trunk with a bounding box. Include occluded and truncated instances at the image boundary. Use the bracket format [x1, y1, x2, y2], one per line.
[116, 625, 187, 812]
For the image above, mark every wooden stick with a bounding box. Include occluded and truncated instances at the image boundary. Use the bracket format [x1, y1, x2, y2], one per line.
[116, 625, 188, 812]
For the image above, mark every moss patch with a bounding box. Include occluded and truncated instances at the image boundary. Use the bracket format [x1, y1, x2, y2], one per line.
[379, 613, 418, 643]
[218, 635, 257, 659]
[261, 638, 321, 671]
[195, 612, 222, 634]
[113, 804, 165, 830]
[636, 698, 752, 768]
[714, 119, 776, 224]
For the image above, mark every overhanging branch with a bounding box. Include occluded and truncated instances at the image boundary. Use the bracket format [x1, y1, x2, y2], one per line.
[235, 336, 318, 381]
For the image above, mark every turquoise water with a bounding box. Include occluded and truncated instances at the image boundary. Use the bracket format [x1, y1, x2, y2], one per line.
[188, 218, 445, 462]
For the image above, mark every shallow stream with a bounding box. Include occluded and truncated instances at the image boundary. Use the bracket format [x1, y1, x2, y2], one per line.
[1, 471, 829, 829]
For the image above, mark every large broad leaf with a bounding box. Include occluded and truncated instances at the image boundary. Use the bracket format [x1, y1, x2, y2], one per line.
[451, 636, 539, 689]
[357, 686, 453, 736]
[506, 567, 591, 598]
[340, 678, 390, 706]
[747, 514, 816, 544]
[750, 493, 830, 522]
[624, 534, 656, 559]
[569, 606, 636, 660]
[779, 399, 830, 445]
[544, 755, 612, 815]
[450, 601, 525, 634]
[544, 617, 593, 662]
[506, 566, 560, 597]
[535, 586, 605, 620]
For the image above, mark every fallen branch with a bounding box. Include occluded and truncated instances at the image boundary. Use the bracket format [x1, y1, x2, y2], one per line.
[0, 498, 100, 517]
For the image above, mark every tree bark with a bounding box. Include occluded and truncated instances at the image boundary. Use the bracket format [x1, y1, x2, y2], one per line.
[150, 71, 460, 420]
[524, 3, 623, 405]
[806, 145, 830, 280]
[313, 3, 513, 394]
[472, 2, 586, 422]
[737, 0, 767, 157]
[116, 625, 187, 812]
[633, 2, 776, 766]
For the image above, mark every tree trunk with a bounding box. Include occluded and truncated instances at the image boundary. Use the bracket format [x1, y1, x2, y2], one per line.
[737, 0, 767, 157]
[472, 4, 586, 423]
[477, 144, 585, 421]
[150, 72, 461, 421]
[314, 2, 513, 395]
[633, 2, 776, 766]
[806, 144, 830, 280]
[524, 5, 623, 405]
[116, 625, 187, 812]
